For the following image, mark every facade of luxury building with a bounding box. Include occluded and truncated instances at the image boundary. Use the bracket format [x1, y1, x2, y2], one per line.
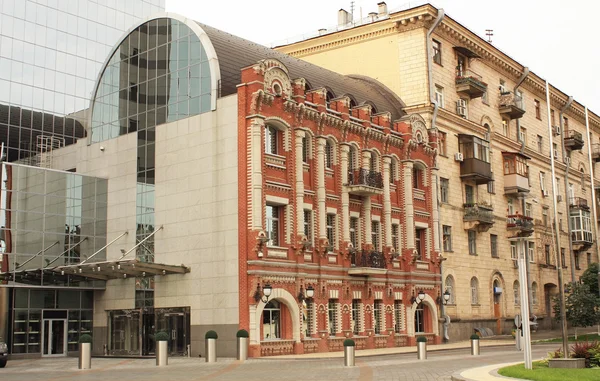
[2, 12, 447, 358]
[276, 2, 600, 339]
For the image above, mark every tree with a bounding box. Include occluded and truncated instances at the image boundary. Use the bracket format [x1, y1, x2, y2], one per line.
[553, 282, 600, 339]
[581, 262, 599, 297]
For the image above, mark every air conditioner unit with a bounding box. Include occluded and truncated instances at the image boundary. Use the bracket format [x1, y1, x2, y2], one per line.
[542, 189, 549, 197]
[557, 195, 563, 202]
[456, 99, 467, 118]
[454, 152, 464, 162]
[513, 260, 518, 268]
[553, 125, 561, 136]
[553, 150, 559, 160]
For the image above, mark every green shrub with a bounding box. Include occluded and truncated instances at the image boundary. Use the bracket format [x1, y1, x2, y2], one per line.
[416, 336, 427, 343]
[155, 331, 170, 341]
[236, 329, 249, 338]
[343, 339, 355, 347]
[205, 330, 218, 339]
[470, 334, 480, 340]
[78, 334, 93, 344]
[571, 341, 598, 368]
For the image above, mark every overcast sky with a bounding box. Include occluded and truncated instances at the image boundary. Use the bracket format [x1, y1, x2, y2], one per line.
[166, 0, 600, 114]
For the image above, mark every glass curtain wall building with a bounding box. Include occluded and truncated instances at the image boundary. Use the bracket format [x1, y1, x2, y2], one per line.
[0, 0, 165, 163]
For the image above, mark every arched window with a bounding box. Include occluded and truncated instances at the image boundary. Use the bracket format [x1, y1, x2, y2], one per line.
[414, 304, 424, 333]
[389, 157, 397, 183]
[302, 135, 310, 163]
[265, 125, 278, 155]
[263, 300, 281, 340]
[348, 145, 357, 172]
[325, 89, 335, 108]
[470, 277, 479, 305]
[413, 165, 424, 190]
[532, 282, 538, 305]
[369, 151, 378, 172]
[445, 276, 455, 304]
[513, 281, 520, 305]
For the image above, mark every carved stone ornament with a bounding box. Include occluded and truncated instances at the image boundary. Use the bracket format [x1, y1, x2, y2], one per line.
[409, 114, 428, 145]
[264, 67, 292, 100]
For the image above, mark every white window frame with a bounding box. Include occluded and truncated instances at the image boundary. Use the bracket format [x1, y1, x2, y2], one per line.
[470, 277, 479, 305]
[265, 125, 278, 155]
[435, 85, 445, 108]
[442, 225, 452, 252]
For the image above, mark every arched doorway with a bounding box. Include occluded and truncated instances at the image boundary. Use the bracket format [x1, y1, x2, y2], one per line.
[250, 288, 301, 345]
[262, 300, 281, 340]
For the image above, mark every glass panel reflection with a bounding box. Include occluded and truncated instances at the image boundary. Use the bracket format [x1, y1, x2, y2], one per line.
[90, 18, 211, 143]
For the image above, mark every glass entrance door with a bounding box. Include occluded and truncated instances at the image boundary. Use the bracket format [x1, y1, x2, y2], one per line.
[42, 319, 66, 356]
[168, 314, 185, 355]
[109, 310, 141, 356]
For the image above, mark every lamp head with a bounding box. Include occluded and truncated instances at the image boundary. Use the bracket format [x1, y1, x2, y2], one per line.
[306, 285, 315, 299]
[443, 289, 451, 303]
[418, 290, 426, 302]
[263, 283, 272, 298]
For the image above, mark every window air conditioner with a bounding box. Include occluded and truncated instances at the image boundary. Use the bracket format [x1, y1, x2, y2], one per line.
[553, 125, 561, 136]
[542, 189, 549, 197]
[557, 195, 563, 202]
[553, 150, 559, 160]
[513, 260, 518, 268]
[454, 152, 464, 162]
[456, 99, 467, 118]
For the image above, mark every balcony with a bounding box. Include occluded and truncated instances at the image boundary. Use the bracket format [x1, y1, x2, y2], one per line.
[571, 230, 593, 246]
[455, 69, 487, 99]
[347, 169, 384, 196]
[502, 152, 530, 195]
[569, 197, 589, 211]
[463, 203, 495, 231]
[564, 129, 584, 151]
[507, 215, 534, 237]
[349, 250, 387, 276]
[460, 158, 493, 184]
[592, 144, 600, 162]
[498, 92, 525, 119]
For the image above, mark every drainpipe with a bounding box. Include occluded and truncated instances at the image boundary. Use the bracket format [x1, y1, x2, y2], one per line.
[425, 7, 446, 341]
[583, 106, 600, 298]
[512, 68, 534, 315]
[559, 96, 575, 283]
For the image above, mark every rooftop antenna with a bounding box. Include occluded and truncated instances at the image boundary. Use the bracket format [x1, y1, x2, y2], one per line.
[350, 1, 355, 24]
[485, 29, 494, 43]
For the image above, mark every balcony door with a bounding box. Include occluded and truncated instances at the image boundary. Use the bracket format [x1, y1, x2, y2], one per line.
[465, 185, 474, 204]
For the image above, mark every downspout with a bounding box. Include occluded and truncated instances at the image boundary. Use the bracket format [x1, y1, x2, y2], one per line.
[425, 7, 446, 341]
[513, 68, 534, 315]
[560, 96, 575, 283]
[583, 106, 600, 298]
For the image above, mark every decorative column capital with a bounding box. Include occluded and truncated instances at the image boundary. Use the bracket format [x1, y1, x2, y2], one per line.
[294, 128, 307, 138]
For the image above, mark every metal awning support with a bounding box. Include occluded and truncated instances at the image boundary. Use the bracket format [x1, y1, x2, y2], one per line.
[80, 231, 128, 265]
[118, 226, 163, 261]
[16, 241, 60, 269]
[41, 237, 88, 269]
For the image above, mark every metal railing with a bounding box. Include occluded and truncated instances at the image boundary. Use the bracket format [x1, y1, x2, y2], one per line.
[569, 197, 589, 209]
[564, 129, 583, 142]
[348, 169, 383, 189]
[350, 250, 386, 269]
[506, 215, 534, 230]
[498, 92, 524, 110]
[455, 69, 487, 87]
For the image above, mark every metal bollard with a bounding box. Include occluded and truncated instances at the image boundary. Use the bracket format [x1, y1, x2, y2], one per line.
[343, 339, 355, 367]
[205, 330, 218, 363]
[156, 341, 168, 366]
[470, 335, 480, 356]
[187, 344, 191, 358]
[416, 337, 427, 360]
[78, 342, 92, 370]
[237, 337, 248, 361]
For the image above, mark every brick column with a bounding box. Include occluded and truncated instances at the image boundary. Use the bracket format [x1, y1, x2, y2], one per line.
[295, 130, 305, 237]
[403, 161, 415, 249]
[317, 137, 327, 240]
[362, 150, 372, 245]
[383, 156, 392, 248]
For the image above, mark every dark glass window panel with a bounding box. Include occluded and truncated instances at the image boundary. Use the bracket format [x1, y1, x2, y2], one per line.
[57, 290, 80, 309]
[139, 53, 148, 82]
[157, 18, 169, 46]
[15, 288, 28, 308]
[156, 106, 166, 126]
[30, 290, 55, 309]
[177, 37, 189, 70]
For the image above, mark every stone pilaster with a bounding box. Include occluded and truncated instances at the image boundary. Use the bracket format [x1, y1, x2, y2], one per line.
[362, 150, 373, 245]
[250, 118, 265, 230]
[383, 156, 392, 248]
[295, 130, 306, 236]
[403, 161, 415, 249]
[340, 144, 350, 244]
[317, 136, 327, 240]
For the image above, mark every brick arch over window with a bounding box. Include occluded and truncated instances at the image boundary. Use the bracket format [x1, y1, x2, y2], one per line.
[265, 117, 291, 152]
[250, 287, 301, 345]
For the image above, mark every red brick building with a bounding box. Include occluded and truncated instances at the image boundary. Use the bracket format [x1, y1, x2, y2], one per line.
[237, 58, 443, 356]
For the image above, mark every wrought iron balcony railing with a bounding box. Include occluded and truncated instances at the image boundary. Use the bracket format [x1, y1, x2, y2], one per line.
[463, 203, 495, 224]
[350, 250, 386, 269]
[506, 215, 534, 230]
[569, 196, 589, 210]
[348, 169, 383, 189]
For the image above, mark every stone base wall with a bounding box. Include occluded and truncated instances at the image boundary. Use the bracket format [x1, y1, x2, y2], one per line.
[191, 324, 238, 358]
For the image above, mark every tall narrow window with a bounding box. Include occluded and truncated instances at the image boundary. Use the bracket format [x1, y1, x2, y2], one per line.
[545, 245, 551, 264]
[528, 241, 535, 263]
[575, 252, 580, 270]
[435, 85, 445, 108]
[371, 221, 381, 251]
[391, 224, 399, 253]
[415, 229, 424, 260]
[305, 300, 314, 336]
[542, 207, 548, 226]
[465, 184, 474, 204]
[535, 99, 541, 120]
[328, 299, 338, 335]
[394, 300, 402, 333]
[540, 172, 546, 192]
[265, 125, 278, 154]
[374, 300, 383, 334]
[440, 178, 449, 203]
[432, 40, 442, 65]
[326, 214, 335, 251]
[470, 277, 479, 305]
[468, 230, 476, 255]
[263, 300, 281, 339]
[443, 225, 452, 252]
[490, 234, 498, 258]
[531, 282, 538, 305]
[438, 131, 447, 156]
[525, 202, 532, 217]
[348, 147, 356, 172]
[511, 242, 517, 260]
[519, 126, 527, 145]
[302, 136, 309, 163]
[414, 304, 424, 333]
[513, 281, 520, 305]
[303, 210, 312, 247]
[537, 135, 543, 152]
[561, 248, 566, 267]
[350, 217, 358, 249]
[502, 119, 509, 137]
[352, 299, 360, 334]
[325, 141, 333, 169]
[389, 159, 396, 183]
[266, 205, 280, 246]
[551, 109, 555, 126]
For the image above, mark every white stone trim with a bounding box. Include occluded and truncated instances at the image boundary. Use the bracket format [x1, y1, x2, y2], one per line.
[407, 294, 439, 337]
[352, 291, 362, 299]
[415, 221, 428, 228]
[350, 211, 360, 218]
[303, 203, 313, 210]
[266, 195, 289, 205]
[394, 292, 403, 300]
[327, 207, 338, 214]
[374, 291, 383, 299]
[251, 288, 301, 344]
[329, 289, 339, 299]
[372, 215, 381, 222]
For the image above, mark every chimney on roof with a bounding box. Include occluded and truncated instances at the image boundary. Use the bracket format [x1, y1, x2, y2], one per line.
[368, 12, 378, 22]
[318, 28, 327, 35]
[338, 9, 351, 27]
[377, 1, 388, 16]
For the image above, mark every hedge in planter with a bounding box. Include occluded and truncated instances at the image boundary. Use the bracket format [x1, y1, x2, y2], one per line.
[79, 334, 93, 343]
[416, 336, 428, 343]
[205, 330, 218, 339]
[155, 331, 170, 341]
[236, 329, 249, 338]
[343, 339, 355, 347]
[470, 334, 480, 340]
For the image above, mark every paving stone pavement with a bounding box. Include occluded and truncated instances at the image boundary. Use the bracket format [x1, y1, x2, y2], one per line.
[0, 343, 561, 381]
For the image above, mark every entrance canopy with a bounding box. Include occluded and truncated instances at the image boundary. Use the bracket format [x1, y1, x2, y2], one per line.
[0, 259, 190, 285]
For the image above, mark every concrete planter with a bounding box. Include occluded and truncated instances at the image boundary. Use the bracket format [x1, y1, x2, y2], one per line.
[156, 341, 168, 366]
[205, 338, 217, 363]
[548, 358, 586, 369]
[78, 343, 92, 370]
[237, 337, 248, 361]
[417, 341, 427, 360]
[344, 346, 355, 367]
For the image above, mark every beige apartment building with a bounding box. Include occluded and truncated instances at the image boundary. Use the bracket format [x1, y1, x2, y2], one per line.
[276, 2, 600, 338]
